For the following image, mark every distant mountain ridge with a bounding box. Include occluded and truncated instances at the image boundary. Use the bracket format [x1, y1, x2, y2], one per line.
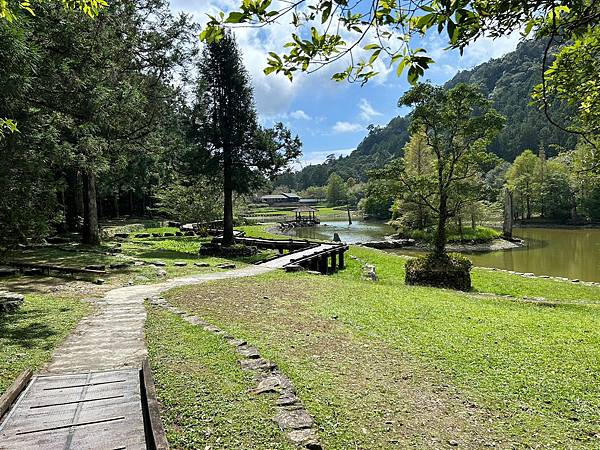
[280, 38, 576, 189]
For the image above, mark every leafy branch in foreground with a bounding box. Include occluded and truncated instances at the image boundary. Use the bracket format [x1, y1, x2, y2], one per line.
[0, 0, 107, 22]
[200, 0, 598, 85]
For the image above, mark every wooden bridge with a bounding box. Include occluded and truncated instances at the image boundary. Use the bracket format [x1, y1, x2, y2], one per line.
[0, 361, 167, 450]
[211, 235, 348, 274]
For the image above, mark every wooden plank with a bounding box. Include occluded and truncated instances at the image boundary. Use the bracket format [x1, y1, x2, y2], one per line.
[141, 359, 169, 450]
[0, 369, 32, 421]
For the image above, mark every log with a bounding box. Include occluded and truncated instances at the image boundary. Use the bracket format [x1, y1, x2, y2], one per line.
[0, 369, 32, 420]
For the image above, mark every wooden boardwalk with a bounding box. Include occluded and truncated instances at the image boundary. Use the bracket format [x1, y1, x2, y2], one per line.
[0, 369, 146, 450]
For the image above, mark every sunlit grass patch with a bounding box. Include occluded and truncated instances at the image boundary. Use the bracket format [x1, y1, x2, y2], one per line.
[0, 295, 89, 395]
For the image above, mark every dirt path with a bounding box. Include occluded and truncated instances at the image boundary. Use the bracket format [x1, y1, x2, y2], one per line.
[44, 265, 273, 374]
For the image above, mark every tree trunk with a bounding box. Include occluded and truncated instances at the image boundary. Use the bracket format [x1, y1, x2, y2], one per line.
[222, 149, 234, 246]
[82, 171, 100, 245]
[114, 191, 120, 218]
[434, 193, 448, 256]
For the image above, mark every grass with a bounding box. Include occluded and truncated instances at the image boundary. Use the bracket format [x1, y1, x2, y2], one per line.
[0, 295, 89, 395]
[160, 245, 600, 449]
[145, 304, 293, 450]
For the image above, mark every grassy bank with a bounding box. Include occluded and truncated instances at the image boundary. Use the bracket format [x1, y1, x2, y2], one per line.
[0, 295, 89, 395]
[156, 246, 600, 449]
[145, 304, 292, 449]
[397, 225, 502, 243]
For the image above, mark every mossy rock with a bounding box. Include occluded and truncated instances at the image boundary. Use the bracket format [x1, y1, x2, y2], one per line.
[405, 253, 472, 291]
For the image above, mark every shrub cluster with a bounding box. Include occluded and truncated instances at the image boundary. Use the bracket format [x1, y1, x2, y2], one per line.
[405, 253, 473, 291]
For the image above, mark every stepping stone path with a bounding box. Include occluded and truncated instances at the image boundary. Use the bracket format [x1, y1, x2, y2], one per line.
[149, 296, 322, 449]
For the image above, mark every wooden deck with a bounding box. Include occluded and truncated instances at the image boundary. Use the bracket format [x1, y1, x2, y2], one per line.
[0, 369, 149, 450]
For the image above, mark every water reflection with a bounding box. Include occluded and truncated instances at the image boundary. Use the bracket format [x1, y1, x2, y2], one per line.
[284, 221, 600, 282]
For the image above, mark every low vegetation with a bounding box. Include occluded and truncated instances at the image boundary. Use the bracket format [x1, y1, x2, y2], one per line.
[0, 295, 89, 395]
[145, 304, 292, 449]
[151, 246, 600, 449]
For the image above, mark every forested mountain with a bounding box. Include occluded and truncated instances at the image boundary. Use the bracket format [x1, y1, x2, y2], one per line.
[282, 38, 576, 189]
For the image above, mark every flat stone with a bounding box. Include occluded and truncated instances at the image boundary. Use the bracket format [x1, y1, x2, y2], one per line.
[153, 261, 167, 267]
[238, 346, 260, 359]
[217, 263, 236, 269]
[134, 233, 150, 238]
[156, 269, 167, 277]
[571, 279, 580, 283]
[113, 233, 129, 239]
[226, 338, 247, 347]
[109, 262, 130, 270]
[194, 262, 210, 267]
[94, 278, 106, 285]
[274, 407, 314, 430]
[173, 262, 188, 267]
[276, 394, 299, 406]
[287, 428, 322, 449]
[240, 358, 277, 372]
[253, 377, 282, 394]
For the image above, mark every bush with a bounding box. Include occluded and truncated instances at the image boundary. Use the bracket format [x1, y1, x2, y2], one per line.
[405, 253, 473, 291]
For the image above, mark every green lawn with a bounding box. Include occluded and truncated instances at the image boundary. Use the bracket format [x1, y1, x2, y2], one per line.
[145, 304, 293, 450]
[0, 295, 89, 395]
[157, 246, 600, 449]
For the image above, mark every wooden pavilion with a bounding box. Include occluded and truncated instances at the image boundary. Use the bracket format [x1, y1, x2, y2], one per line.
[291, 205, 319, 225]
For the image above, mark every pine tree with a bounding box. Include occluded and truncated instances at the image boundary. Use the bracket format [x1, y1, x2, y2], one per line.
[191, 32, 301, 245]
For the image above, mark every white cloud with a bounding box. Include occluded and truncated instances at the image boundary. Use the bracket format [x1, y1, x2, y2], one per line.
[290, 110, 311, 120]
[358, 98, 382, 121]
[295, 147, 355, 167]
[332, 121, 363, 134]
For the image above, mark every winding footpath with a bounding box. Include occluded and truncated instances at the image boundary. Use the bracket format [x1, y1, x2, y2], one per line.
[44, 265, 273, 374]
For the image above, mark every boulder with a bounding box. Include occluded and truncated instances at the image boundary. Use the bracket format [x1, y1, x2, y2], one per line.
[0, 291, 25, 313]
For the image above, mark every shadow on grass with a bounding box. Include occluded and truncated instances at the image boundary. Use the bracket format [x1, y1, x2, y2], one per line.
[0, 309, 57, 350]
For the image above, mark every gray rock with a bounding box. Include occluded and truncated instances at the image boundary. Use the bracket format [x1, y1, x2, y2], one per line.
[85, 264, 106, 271]
[276, 394, 299, 406]
[194, 262, 210, 267]
[449, 439, 459, 446]
[173, 261, 188, 267]
[134, 233, 150, 238]
[216, 263, 236, 269]
[109, 262, 130, 270]
[240, 358, 277, 372]
[238, 345, 260, 359]
[156, 269, 167, 277]
[287, 429, 322, 449]
[274, 407, 314, 430]
[153, 261, 166, 267]
[94, 278, 106, 285]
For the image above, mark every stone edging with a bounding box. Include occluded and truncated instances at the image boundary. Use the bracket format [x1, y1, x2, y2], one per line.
[477, 267, 600, 287]
[147, 296, 322, 450]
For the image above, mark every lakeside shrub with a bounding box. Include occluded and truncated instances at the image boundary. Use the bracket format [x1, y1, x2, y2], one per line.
[405, 253, 473, 291]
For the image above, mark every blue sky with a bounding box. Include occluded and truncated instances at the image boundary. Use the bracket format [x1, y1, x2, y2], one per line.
[170, 0, 521, 167]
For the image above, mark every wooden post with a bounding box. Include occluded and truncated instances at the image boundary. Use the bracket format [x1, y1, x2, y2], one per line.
[338, 249, 345, 269]
[318, 255, 328, 274]
[330, 251, 337, 272]
[503, 188, 513, 238]
[347, 205, 352, 225]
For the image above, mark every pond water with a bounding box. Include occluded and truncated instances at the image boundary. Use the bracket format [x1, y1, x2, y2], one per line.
[283, 220, 600, 282]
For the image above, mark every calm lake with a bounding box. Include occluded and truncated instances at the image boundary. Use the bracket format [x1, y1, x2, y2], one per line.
[283, 221, 600, 282]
